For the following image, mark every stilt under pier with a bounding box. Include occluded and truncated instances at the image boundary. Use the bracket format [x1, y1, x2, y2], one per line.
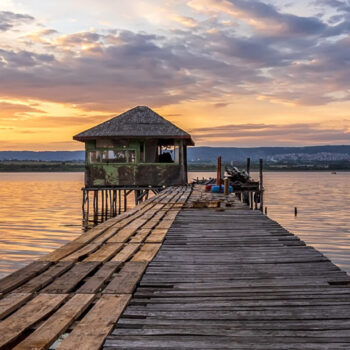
[82, 186, 163, 228]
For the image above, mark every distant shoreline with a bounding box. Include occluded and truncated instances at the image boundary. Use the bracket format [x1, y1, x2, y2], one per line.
[0, 161, 349, 172]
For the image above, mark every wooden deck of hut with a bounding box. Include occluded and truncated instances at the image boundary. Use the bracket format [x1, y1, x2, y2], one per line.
[1, 185, 350, 349]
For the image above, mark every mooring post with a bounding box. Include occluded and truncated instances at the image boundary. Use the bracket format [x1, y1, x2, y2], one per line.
[259, 159, 264, 212]
[217, 156, 222, 191]
[295, 207, 298, 216]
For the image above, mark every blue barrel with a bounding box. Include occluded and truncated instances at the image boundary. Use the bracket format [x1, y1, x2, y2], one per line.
[211, 185, 233, 193]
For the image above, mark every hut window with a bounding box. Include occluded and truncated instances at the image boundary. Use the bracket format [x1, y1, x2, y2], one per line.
[107, 150, 127, 163]
[89, 149, 135, 163]
[101, 151, 108, 161]
[89, 151, 101, 163]
[158, 145, 176, 163]
[140, 143, 144, 162]
[128, 150, 136, 163]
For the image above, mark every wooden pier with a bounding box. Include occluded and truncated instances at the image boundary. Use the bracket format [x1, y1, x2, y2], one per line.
[1, 185, 350, 349]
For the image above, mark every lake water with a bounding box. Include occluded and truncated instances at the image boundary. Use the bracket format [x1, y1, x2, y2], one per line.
[0, 171, 349, 279]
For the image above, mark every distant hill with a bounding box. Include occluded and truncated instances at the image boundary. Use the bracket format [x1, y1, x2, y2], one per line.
[0, 151, 85, 161]
[187, 145, 350, 163]
[0, 146, 350, 163]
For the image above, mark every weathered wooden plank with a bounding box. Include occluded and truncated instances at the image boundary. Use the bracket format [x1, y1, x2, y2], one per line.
[152, 219, 174, 230]
[62, 244, 101, 262]
[110, 244, 140, 262]
[104, 335, 350, 349]
[57, 295, 131, 350]
[84, 243, 123, 262]
[141, 212, 167, 229]
[0, 293, 68, 349]
[39, 242, 84, 262]
[77, 262, 122, 294]
[15, 262, 74, 293]
[0, 293, 32, 320]
[145, 229, 168, 243]
[131, 244, 162, 262]
[43, 262, 100, 294]
[104, 262, 148, 294]
[134, 287, 350, 298]
[129, 229, 152, 243]
[93, 206, 155, 244]
[13, 294, 95, 350]
[112, 327, 350, 337]
[0, 261, 51, 293]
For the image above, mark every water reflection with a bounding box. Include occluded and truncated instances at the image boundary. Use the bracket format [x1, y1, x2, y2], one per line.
[0, 173, 84, 278]
[0, 171, 349, 278]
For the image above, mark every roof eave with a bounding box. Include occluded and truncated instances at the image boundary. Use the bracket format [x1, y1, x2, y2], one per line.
[73, 135, 195, 145]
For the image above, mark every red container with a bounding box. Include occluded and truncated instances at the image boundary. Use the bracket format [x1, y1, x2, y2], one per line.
[205, 184, 213, 192]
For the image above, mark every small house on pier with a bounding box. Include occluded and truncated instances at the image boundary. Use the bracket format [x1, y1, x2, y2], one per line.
[74, 106, 194, 187]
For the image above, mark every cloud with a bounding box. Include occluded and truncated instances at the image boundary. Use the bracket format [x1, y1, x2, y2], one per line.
[0, 102, 44, 114]
[190, 122, 350, 146]
[172, 15, 199, 28]
[0, 49, 55, 67]
[0, 11, 34, 31]
[1, 2, 350, 113]
[188, 0, 330, 36]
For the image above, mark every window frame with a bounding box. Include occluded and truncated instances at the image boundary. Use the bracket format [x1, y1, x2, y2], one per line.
[88, 147, 138, 164]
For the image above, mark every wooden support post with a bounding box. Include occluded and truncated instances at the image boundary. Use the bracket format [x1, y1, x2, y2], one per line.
[105, 190, 109, 220]
[259, 158, 264, 212]
[250, 192, 253, 209]
[118, 190, 122, 215]
[295, 207, 298, 216]
[224, 178, 229, 196]
[254, 191, 258, 210]
[82, 189, 87, 227]
[135, 190, 139, 206]
[113, 190, 116, 216]
[124, 190, 127, 212]
[86, 190, 90, 226]
[93, 190, 98, 223]
[246, 157, 251, 175]
[96, 190, 99, 222]
[101, 190, 104, 221]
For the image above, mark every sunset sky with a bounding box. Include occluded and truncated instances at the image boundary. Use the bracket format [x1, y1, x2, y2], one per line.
[1, 0, 350, 150]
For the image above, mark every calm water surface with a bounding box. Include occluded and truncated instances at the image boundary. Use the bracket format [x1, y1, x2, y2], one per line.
[0, 171, 349, 278]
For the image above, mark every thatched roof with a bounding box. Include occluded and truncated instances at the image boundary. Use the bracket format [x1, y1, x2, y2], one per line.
[73, 106, 194, 145]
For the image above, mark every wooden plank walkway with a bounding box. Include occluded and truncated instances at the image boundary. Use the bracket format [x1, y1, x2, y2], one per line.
[0, 185, 350, 349]
[0, 186, 190, 350]
[104, 186, 350, 350]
